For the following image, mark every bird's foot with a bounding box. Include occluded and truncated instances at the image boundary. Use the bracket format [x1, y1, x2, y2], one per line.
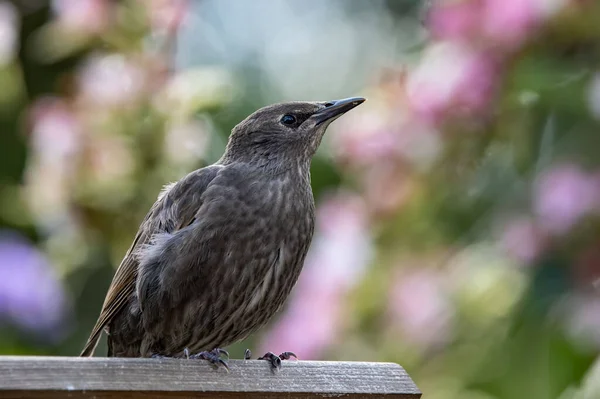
[258, 351, 297, 371]
[185, 347, 230, 371]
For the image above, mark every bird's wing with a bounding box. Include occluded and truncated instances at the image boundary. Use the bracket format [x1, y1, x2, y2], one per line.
[79, 166, 222, 357]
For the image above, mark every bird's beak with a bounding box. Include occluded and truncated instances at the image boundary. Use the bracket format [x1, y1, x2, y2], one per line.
[313, 97, 366, 126]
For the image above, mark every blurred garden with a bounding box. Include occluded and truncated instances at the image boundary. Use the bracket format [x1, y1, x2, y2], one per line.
[1, 0, 600, 398]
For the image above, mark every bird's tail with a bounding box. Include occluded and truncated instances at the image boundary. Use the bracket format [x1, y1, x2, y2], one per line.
[80, 329, 102, 357]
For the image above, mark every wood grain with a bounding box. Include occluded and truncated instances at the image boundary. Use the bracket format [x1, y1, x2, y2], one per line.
[0, 356, 421, 399]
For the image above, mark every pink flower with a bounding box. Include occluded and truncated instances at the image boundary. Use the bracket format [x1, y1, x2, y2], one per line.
[534, 164, 599, 234]
[333, 127, 399, 167]
[259, 286, 344, 362]
[258, 192, 372, 359]
[29, 97, 81, 163]
[26, 97, 81, 227]
[427, 0, 482, 42]
[0, 2, 18, 65]
[389, 269, 453, 348]
[499, 217, 546, 264]
[482, 0, 539, 49]
[52, 0, 111, 34]
[329, 93, 407, 167]
[77, 54, 146, 107]
[406, 41, 499, 124]
[427, 0, 570, 50]
[330, 97, 442, 171]
[361, 164, 414, 216]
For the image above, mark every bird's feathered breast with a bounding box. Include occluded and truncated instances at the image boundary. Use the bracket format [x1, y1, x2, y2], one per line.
[132, 163, 315, 354]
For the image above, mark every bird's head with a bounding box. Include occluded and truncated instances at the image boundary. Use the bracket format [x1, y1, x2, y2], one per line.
[221, 97, 365, 169]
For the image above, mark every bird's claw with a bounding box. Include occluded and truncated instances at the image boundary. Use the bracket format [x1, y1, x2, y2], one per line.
[216, 348, 230, 359]
[259, 352, 282, 370]
[279, 351, 297, 360]
[258, 351, 297, 371]
[187, 348, 230, 371]
[244, 348, 252, 360]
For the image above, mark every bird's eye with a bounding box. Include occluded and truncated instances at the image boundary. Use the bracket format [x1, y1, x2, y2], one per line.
[280, 114, 297, 125]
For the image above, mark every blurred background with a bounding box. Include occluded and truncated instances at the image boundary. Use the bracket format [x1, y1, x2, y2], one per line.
[1, 0, 600, 398]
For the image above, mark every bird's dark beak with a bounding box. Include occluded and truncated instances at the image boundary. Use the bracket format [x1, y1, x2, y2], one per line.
[313, 97, 366, 126]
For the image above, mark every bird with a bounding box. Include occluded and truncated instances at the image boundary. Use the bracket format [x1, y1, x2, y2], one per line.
[80, 97, 366, 369]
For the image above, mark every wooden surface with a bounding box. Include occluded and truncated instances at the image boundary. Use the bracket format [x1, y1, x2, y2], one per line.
[0, 356, 421, 399]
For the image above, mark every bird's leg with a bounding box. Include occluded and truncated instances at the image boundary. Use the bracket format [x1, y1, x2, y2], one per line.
[258, 351, 297, 370]
[187, 348, 230, 371]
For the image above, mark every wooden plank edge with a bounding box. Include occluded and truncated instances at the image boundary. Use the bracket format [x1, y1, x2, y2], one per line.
[0, 356, 421, 398]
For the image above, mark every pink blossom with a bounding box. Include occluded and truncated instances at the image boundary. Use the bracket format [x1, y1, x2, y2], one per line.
[333, 127, 399, 167]
[259, 286, 344, 362]
[427, 0, 481, 42]
[499, 217, 546, 264]
[389, 269, 453, 348]
[482, 0, 539, 49]
[52, 0, 111, 34]
[331, 103, 442, 170]
[77, 54, 146, 107]
[427, 0, 570, 49]
[0, 2, 18, 65]
[30, 97, 81, 163]
[534, 164, 599, 234]
[26, 98, 81, 226]
[406, 41, 499, 124]
[258, 193, 372, 359]
[415, 0, 572, 124]
[328, 96, 404, 166]
[361, 164, 414, 215]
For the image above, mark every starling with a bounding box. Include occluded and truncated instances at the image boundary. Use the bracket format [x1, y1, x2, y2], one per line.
[80, 97, 365, 368]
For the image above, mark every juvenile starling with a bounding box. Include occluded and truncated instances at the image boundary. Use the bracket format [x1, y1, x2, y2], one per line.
[80, 97, 365, 368]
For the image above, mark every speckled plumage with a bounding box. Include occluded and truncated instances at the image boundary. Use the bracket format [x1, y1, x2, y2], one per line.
[80, 98, 365, 358]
